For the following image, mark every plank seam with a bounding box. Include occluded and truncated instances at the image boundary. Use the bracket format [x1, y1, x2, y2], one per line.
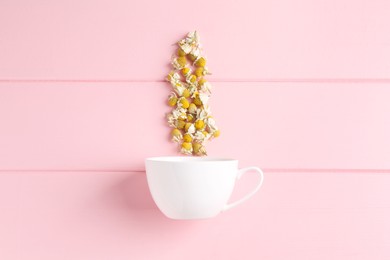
[0, 169, 389, 173]
[1, 79, 390, 84]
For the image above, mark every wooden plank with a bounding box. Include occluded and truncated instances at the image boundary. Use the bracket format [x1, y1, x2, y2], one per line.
[0, 82, 389, 170]
[0, 171, 389, 259]
[0, 0, 389, 80]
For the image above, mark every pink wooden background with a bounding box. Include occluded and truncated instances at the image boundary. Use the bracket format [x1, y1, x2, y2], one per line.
[1, 82, 390, 171]
[1, 0, 390, 259]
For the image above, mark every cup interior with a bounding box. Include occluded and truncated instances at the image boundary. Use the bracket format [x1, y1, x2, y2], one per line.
[146, 156, 237, 163]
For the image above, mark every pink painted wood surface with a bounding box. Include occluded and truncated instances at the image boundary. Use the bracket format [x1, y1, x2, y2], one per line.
[0, 82, 389, 171]
[1, 0, 389, 258]
[1, 0, 390, 80]
[1, 171, 389, 260]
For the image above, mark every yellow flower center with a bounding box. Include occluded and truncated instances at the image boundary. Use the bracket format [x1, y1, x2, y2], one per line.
[177, 48, 186, 57]
[189, 75, 197, 83]
[182, 142, 192, 151]
[177, 57, 187, 67]
[193, 142, 202, 153]
[168, 96, 177, 107]
[176, 120, 185, 129]
[180, 98, 190, 109]
[182, 89, 190, 98]
[195, 57, 206, 67]
[181, 67, 190, 76]
[183, 134, 192, 143]
[193, 97, 202, 106]
[195, 67, 204, 77]
[171, 128, 181, 137]
[195, 120, 205, 130]
[198, 78, 207, 85]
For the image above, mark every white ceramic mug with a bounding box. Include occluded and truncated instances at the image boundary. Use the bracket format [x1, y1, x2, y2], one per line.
[145, 157, 264, 219]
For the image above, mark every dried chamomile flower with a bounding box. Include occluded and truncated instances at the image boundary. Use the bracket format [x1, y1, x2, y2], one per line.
[183, 133, 193, 143]
[178, 97, 190, 109]
[193, 95, 202, 106]
[181, 67, 191, 77]
[186, 74, 197, 85]
[184, 122, 192, 132]
[194, 131, 207, 141]
[171, 128, 183, 143]
[194, 57, 206, 67]
[190, 47, 201, 59]
[166, 71, 174, 82]
[198, 78, 207, 85]
[179, 42, 192, 54]
[172, 56, 187, 69]
[176, 120, 185, 130]
[181, 142, 193, 155]
[195, 119, 205, 130]
[193, 142, 207, 156]
[196, 107, 210, 120]
[188, 103, 197, 114]
[167, 71, 180, 83]
[168, 93, 178, 107]
[213, 129, 220, 138]
[167, 73, 187, 95]
[166, 113, 176, 127]
[206, 117, 218, 132]
[174, 83, 188, 97]
[172, 107, 187, 120]
[200, 81, 212, 93]
[187, 85, 197, 96]
[178, 112, 187, 120]
[187, 53, 197, 61]
[198, 78, 212, 93]
[166, 31, 219, 156]
[182, 88, 191, 98]
[199, 93, 210, 106]
[194, 67, 204, 77]
[178, 31, 199, 54]
[191, 90, 198, 98]
[171, 128, 181, 137]
[186, 123, 196, 134]
[177, 48, 186, 57]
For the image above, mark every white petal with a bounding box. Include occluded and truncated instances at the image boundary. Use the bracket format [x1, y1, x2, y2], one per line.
[187, 124, 196, 134]
[180, 147, 193, 155]
[199, 93, 210, 105]
[201, 82, 212, 93]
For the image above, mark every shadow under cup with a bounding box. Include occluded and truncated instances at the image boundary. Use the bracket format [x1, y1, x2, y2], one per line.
[145, 157, 264, 220]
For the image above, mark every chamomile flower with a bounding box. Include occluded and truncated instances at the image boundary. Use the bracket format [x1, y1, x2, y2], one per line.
[167, 93, 178, 107]
[193, 142, 207, 156]
[172, 56, 187, 69]
[181, 142, 193, 155]
[171, 128, 183, 143]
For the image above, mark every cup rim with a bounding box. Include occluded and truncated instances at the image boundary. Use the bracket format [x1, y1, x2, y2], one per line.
[146, 156, 238, 163]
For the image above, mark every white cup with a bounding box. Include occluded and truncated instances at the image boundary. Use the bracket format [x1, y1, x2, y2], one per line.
[145, 156, 264, 219]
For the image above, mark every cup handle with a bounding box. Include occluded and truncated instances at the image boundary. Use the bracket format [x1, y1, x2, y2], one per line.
[222, 167, 264, 212]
